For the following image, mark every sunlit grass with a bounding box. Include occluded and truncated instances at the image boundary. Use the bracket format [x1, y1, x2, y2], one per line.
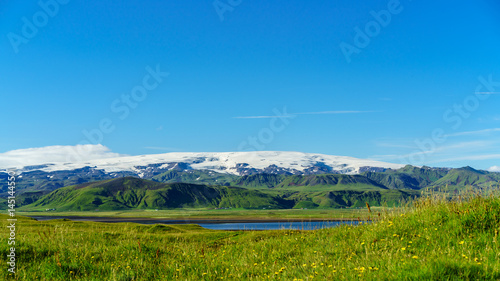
[15, 207, 372, 220]
[2, 188, 500, 280]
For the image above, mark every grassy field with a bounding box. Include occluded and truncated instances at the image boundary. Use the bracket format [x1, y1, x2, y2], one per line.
[2, 189, 500, 280]
[15, 207, 372, 221]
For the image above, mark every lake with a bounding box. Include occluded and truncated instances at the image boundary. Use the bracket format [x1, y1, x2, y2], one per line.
[198, 221, 359, 230]
[28, 215, 359, 230]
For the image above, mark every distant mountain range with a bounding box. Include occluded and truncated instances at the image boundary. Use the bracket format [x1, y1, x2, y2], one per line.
[25, 177, 293, 211]
[1, 151, 499, 210]
[18, 176, 415, 211]
[1, 151, 404, 175]
[1, 151, 403, 193]
[17, 164, 500, 211]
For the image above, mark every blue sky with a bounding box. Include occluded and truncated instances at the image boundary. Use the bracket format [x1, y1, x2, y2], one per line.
[1, 0, 500, 170]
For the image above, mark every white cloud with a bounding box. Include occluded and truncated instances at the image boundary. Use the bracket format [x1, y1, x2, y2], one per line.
[233, 115, 295, 119]
[475, 92, 500, 95]
[371, 138, 500, 170]
[488, 166, 500, 172]
[429, 154, 500, 164]
[0, 144, 124, 169]
[298, 110, 375, 115]
[445, 128, 500, 137]
[234, 110, 374, 119]
[374, 141, 495, 161]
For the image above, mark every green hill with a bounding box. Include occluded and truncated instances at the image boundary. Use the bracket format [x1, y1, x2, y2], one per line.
[239, 173, 420, 209]
[283, 188, 417, 209]
[19, 174, 416, 211]
[232, 174, 286, 188]
[274, 174, 387, 191]
[15, 166, 500, 211]
[319, 189, 415, 208]
[426, 166, 500, 192]
[151, 170, 238, 186]
[21, 177, 291, 211]
[0, 167, 126, 195]
[0, 190, 50, 209]
[363, 165, 449, 190]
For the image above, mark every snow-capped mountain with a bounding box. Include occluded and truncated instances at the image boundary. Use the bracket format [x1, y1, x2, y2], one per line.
[5, 151, 404, 177]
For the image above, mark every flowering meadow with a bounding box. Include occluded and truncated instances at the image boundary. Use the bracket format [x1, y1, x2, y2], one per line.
[2, 191, 500, 280]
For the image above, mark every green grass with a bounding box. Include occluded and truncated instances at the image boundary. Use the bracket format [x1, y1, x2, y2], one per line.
[16, 207, 368, 220]
[2, 189, 500, 280]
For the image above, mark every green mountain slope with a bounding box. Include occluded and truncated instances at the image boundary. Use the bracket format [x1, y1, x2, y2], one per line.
[22, 177, 291, 211]
[15, 166, 500, 211]
[281, 188, 417, 209]
[426, 166, 500, 192]
[151, 170, 238, 186]
[273, 174, 387, 191]
[237, 174, 417, 209]
[0, 167, 134, 195]
[232, 174, 286, 188]
[322, 189, 416, 208]
[363, 165, 449, 190]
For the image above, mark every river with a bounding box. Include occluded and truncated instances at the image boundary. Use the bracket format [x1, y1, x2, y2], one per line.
[28, 216, 360, 230]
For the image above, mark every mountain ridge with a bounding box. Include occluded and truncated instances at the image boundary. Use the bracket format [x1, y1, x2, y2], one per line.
[2, 151, 404, 176]
[12, 166, 500, 210]
[24, 177, 293, 211]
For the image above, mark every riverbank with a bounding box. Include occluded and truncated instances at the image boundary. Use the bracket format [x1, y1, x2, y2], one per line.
[25, 215, 358, 224]
[16, 207, 378, 221]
